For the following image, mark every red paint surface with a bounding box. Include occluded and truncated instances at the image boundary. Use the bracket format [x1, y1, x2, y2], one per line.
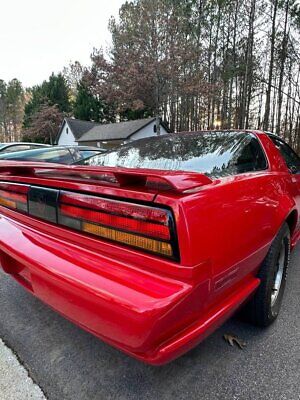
[0, 131, 299, 365]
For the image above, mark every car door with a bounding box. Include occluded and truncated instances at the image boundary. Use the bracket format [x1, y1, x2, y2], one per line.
[269, 135, 300, 231]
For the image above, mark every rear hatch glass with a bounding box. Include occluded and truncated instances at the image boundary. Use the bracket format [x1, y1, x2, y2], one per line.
[80, 131, 267, 179]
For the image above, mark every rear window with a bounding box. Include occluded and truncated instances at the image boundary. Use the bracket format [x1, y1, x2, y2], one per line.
[81, 131, 268, 179]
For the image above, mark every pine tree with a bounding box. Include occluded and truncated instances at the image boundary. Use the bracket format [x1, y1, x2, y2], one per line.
[73, 83, 115, 123]
[23, 73, 71, 128]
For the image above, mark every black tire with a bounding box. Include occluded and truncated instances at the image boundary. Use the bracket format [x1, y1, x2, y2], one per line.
[246, 222, 291, 327]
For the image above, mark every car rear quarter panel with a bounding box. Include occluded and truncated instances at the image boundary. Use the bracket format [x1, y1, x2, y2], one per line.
[156, 170, 298, 305]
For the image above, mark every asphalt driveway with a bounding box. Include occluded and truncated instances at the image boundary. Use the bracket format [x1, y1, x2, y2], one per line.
[0, 245, 299, 400]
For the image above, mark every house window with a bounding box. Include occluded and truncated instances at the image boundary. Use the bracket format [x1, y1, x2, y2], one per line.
[66, 127, 69, 134]
[153, 124, 157, 133]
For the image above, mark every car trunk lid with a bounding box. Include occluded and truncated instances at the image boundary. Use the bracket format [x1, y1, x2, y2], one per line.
[0, 162, 213, 261]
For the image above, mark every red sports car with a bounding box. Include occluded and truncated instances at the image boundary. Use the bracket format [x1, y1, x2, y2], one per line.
[0, 130, 299, 365]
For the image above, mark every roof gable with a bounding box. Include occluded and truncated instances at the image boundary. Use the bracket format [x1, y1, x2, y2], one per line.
[56, 118, 101, 142]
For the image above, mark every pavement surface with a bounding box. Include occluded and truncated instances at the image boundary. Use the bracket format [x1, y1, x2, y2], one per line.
[0, 245, 299, 400]
[0, 338, 46, 400]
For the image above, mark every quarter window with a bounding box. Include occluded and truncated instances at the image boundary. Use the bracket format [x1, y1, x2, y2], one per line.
[269, 136, 300, 173]
[233, 137, 267, 174]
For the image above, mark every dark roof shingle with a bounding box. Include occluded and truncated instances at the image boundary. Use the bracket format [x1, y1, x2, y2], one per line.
[64, 118, 101, 140]
[77, 117, 157, 142]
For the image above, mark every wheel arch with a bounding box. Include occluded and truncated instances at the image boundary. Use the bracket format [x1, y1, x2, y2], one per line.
[286, 209, 298, 236]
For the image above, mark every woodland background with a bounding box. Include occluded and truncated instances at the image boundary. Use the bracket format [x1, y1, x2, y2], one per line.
[1, 0, 300, 152]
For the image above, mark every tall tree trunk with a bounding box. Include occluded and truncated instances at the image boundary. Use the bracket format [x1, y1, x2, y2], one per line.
[276, 0, 290, 135]
[211, 3, 221, 128]
[228, 1, 239, 129]
[263, 0, 278, 131]
[240, 0, 256, 129]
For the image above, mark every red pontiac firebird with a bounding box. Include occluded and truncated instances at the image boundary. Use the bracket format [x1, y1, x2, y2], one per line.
[0, 130, 299, 365]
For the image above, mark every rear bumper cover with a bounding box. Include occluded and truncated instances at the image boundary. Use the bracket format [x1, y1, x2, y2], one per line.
[0, 214, 259, 365]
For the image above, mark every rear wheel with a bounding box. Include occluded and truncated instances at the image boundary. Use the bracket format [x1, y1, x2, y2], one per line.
[247, 223, 290, 327]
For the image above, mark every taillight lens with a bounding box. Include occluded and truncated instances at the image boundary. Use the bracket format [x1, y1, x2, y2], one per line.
[0, 182, 28, 212]
[58, 191, 177, 259]
[0, 182, 178, 260]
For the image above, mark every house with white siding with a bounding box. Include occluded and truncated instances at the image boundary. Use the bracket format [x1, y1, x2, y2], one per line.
[56, 117, 169, 149]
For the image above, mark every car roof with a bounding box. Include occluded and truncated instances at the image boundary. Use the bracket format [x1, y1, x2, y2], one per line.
[0, 145, 105, 160]
[74, 146, 106, 152]
[0, 142, 50, 147]
[55, 144, 105, 150]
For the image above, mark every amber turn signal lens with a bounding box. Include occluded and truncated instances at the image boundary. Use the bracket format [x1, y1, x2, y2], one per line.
[82, 222, 173, 257]
[0, 197, 16, 209]
[0, 183, 29, 212]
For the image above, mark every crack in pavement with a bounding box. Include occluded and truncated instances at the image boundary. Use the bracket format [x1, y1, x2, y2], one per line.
[0, 338, 47, 400]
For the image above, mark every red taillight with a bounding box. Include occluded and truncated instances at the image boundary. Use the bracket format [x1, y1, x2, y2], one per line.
[60, 204, 170, 240]
[0, 182, 178, 260]
[59, 192, 169, 224]
[0, 182, 28, 212]
[58, 191, 177, 258]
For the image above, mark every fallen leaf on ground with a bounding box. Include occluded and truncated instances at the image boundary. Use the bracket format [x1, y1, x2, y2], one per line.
[223, 333, 246, 349]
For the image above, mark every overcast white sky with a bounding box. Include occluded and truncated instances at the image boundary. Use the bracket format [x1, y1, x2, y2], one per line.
[0, 0, 124, 87]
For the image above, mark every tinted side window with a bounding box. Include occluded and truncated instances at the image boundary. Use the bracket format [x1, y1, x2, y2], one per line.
[79, 150, 100, 159]
[270, 137, 300, 172]
[234, 138, 267, 174]
[40, 149, 74, 164]
[24, 149, 74, 164]
[69, 148, 83, 162]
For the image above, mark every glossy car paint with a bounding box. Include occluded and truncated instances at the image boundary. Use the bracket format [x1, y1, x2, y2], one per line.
[0, 131, 299, 365]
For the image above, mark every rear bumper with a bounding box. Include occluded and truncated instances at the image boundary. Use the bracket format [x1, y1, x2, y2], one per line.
[0, 214, 259, 365]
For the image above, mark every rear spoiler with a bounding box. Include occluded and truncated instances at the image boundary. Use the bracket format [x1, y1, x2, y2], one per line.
[0, 162, 212, 193]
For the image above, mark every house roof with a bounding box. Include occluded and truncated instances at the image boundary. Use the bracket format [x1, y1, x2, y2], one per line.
[57, 117, 170, 143]
[78, 117, 166, 142]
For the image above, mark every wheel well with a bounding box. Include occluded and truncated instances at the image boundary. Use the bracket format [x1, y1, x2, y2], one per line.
[286, 210, 298, 235]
